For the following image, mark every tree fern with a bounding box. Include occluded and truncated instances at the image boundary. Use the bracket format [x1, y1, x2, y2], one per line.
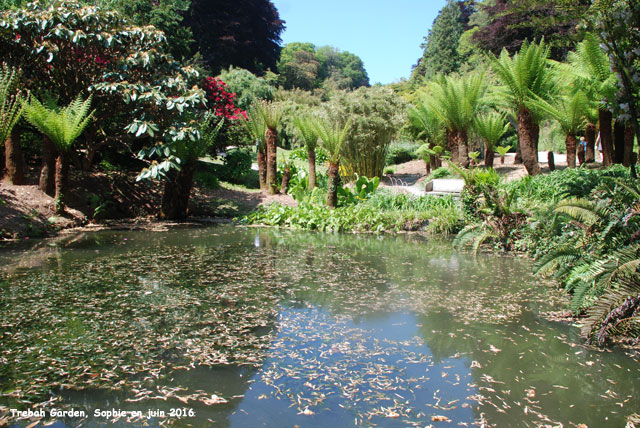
[534, 245, 583, 275]
[23, 94, 94, 153]
[312, 115, 352, 163]
[0, 63, 23, 144]
[292, 114, 318, 150]
[473, 113, 509, 151]
[243, 105, 267, 150]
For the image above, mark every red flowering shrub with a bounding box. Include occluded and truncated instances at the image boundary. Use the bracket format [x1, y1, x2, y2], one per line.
[202, 77, 247, 120]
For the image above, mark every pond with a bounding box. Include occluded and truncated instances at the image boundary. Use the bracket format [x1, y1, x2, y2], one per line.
[1, 226, 639, 427]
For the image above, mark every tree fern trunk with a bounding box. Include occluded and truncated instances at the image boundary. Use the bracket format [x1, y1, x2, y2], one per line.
[614, 119, 625, 164]
[54, 152, 69, 215]
[4, 127, 25, 185]
[446, 129, 458, 165]
[326, 161, 340, 208]
[265, 127, 278, 194]
[517, 109, 541, 175]
[599, 109, 614, 166]
[623, 124, 635, 167]
[484, 140, 495, 168]
[307, 147, 317, 190]
[565, 134, 577, 168]
[585, 123, 596, 163]
[280, 166, 291, 194]
[160, 161, 196, 220]
[257, 145, 267, 191]
[39, 136, 56, 196]
[456, 130, 469, 168]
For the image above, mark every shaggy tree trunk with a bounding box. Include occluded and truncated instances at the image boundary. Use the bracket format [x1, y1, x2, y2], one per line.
[532, 123, 540, 154]
[455, 130, 469, 168]
[514, 142, 523, 164]
[446, 129, 458, 165]
[614, 120, 626, 164]
[424, 160, 431, 175]
[484, 141, 495, 168]
[54, 152, 69, 215]
[280, 166, 291, 194]
[623, 124, 635, 167]
[548, 151, 556, 171]
[265, 127, 278, 195]
[160, 161, 196, 220]
[4, 128, 25, 185]
[39, 136, 56, 196]
[307, 147, 317, 190]
[565, 135, 577, 168]
[585, 123, 596, 163]
[599, 109, 614, 166]
[430, 155, 440, 171]
[326, 161, 340, 208]
[257, 145, 267, 191]
[517, 109, 541, 175]
[577, 143, 585, 166]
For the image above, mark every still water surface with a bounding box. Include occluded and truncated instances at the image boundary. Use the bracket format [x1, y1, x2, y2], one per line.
[1, 226, 639, 427]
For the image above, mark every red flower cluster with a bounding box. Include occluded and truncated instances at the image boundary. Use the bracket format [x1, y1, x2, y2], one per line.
[202, 77, 247, 121]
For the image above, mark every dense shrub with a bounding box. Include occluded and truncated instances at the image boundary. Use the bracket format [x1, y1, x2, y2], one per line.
[219, 148, 252, 183]
[385, 141, 418, 166]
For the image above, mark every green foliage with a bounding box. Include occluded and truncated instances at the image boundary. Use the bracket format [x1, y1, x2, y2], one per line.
[253, 99, 283, 130]
[337, 175, 380, 206]
[412, 0, 467, 80]
[289, 146, 328, 164]
[0, 63, 23, 144]
[218, 66, 275, 111]
[495, 145, 511, 157]
[385, 141, 418, 166]
[277, 43, 369, 91]
[428, 166, 452, 180]
[327, 86, 406, 178]
[312, 115, 352, 164]
[488, 40, 555, 112]
[219, 147, 252, 183]
[473, 113, 509, 150]
[22, 94, 94, 153]
[243, 191, 463, 234]
[423, 71, 488, 136]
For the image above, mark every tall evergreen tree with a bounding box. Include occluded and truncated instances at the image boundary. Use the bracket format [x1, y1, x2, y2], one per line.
[411, 0, 472, 80]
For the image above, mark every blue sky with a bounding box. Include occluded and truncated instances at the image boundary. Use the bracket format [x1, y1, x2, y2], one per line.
[271, 0, 447, 85]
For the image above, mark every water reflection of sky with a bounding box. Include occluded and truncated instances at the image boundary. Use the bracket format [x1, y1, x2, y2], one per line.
[226, 308, 478, 428]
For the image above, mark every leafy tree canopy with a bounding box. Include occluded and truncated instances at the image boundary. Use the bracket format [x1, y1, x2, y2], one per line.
[182, 0, 285, 76]
[277, 42, 369, 91]
[470, 0, 589, 60]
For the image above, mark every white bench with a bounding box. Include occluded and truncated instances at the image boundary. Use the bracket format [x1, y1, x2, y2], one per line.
[424, 179, 465, 195]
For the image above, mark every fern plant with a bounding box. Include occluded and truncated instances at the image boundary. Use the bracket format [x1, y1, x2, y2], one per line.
[292, 113, 320, 189]
[23, 94, 94, 213]
[0, 63, 23, 145]
[473, 113, 509, 168]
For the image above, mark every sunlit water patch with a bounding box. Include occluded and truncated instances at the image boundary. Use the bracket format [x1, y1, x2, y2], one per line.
[1, 226, 639, 427]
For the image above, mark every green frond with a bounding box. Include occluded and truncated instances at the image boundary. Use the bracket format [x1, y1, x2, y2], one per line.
[554, 197, 607, 226]
[534, 245, 583, 275]
[528, 91, 589, 135]
[252, 99, 282, 130]
[292, 114, 319, 150]
[243, 105, 267, 149]
[23, 94, 94, 153]
[473, 113, 509, 149]
[312, 116, 352, 163]
[0, 63, 24, 143]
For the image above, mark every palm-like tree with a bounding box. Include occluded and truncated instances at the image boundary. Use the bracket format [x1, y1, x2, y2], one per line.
[473, 113, 509, 168]
[0, 64, 25, 184]
[292, 114, 319, 189]
[558, 34, 618, 165]
[423, 71, 487, 167]
[23, 95, 94, 214]
[243, 105, 267, 190]
[253, 100, 282, 195]
[529, 91, 589, 168]
[312, 116, 352, 208]
[407, 102, 446, 174]
[489, 40, 555, 176]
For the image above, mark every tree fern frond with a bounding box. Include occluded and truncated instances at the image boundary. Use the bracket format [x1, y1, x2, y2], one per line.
[534, 245, 583, 275]
[554, 197, 606, 226]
